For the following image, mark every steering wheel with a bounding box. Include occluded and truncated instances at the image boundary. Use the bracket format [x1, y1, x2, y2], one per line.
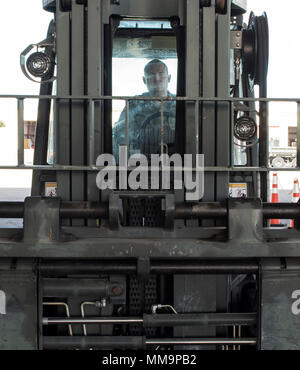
[136, 111, 176, 156]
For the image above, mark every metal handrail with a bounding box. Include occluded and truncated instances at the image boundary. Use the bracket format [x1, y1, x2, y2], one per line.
[1, 94, 299, 171]
[0, 94, 300, 102]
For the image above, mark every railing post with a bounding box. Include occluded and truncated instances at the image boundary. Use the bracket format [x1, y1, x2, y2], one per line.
[53, 98, 59, 165]
[297, 101, 300, 168]
[230, 100, 234, 167]
[17, 98, 24, 166]
[88, 99, 95, 166]
[125, 99, 129, 158]
[160, 99, 164, 155]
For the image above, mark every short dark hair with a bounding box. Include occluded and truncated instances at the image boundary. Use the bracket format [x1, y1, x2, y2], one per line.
[144, 59, 168, 75]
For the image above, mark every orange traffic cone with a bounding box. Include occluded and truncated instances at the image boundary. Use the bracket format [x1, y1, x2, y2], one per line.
[270, 173, 280, 225]
[291, 178, 300, 228]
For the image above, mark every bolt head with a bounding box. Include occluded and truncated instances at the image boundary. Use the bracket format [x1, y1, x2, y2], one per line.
[112, 286, 123, 296]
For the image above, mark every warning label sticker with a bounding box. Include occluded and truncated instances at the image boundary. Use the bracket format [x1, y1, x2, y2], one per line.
[229, 183, 247, 198]
[45, 182, 57, 197]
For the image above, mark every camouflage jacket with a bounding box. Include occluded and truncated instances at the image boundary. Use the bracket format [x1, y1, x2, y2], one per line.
[113, 92, 176, 159]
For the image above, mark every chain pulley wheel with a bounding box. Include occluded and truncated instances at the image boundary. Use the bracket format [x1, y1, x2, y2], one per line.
[242, 11, 269, 86]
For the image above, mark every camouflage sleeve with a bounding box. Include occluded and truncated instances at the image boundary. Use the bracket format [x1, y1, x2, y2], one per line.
[112, 108, 126, 159]
[112, 99, 143, 158]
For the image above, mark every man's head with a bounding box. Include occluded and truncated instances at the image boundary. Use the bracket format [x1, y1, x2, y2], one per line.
[143, 59, 171, 97]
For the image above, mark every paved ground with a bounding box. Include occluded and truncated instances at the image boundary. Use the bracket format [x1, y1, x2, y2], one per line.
[0, 188, 30, 228]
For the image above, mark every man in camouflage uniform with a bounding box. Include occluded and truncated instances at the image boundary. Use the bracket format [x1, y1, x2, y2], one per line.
[113, 59, 176, 160]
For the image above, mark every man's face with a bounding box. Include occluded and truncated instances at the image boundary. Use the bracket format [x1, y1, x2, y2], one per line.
[143, 63, 171, 97]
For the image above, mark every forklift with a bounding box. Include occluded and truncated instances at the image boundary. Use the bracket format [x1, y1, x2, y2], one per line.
[0, 0, 300, 350]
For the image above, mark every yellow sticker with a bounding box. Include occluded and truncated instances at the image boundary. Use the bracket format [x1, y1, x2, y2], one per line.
[229, 183, 247, 198]
[45, 182, 57, 197]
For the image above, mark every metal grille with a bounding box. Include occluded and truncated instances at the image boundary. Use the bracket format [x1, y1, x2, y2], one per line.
[129, 276, 144, 335]
[124, 197, 163, 227]
[127, 198, 143, 226]
[144, 275, 158, 338]
[144, 198, 162, 227]
[129, 275, 158, 336]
